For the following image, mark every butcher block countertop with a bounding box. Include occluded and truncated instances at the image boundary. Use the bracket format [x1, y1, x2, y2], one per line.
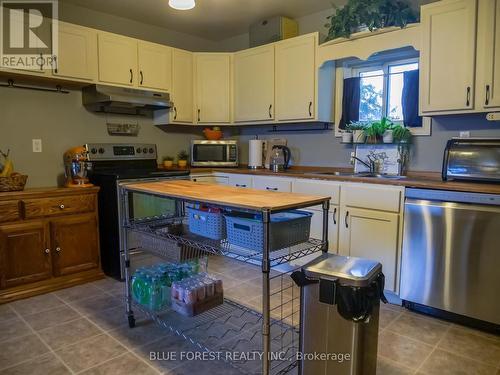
[188, 166, 500, 195]
[123, 180, 330, 212]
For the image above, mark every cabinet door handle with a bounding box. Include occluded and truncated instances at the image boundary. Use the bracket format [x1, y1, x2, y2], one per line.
[266, 187, 278, 191]
[235, 184, 247, 188]
[269, 104, 273, 118]
[466, 86, 471, 106]
[44, 248, 50, 254]
[333, 207, 337, 225]
[345, 211, 349, 228]
[173, 106, 177, 120]
[129, 69, 133, 84]
[139, 71, 144, 85]
[55, 247, 61, 253]
[39, 53, 43, 70]
[53, 55, 58, 74]
[485, 85, 490, 106]
[197, 109, 201, 122]
[308, 101, 312, 117]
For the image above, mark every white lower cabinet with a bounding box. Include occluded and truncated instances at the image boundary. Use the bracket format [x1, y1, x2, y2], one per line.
[252, 176, 292, 192]
[227, 174, 253, 188]
[190, 175, 228, 184]
[304, 207, 339, 253]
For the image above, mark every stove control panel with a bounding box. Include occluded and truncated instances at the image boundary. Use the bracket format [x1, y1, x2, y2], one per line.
[85, 143, 157, 161]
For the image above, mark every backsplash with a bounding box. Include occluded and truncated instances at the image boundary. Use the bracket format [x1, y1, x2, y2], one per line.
[236, 115, 500, 172]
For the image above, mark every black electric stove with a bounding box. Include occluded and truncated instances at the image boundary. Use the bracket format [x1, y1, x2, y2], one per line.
[86, 143, 189, 279]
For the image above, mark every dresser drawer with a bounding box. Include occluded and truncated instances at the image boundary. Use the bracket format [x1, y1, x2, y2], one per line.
[22, 194, 96, 218]
[0, 201, 21, 223]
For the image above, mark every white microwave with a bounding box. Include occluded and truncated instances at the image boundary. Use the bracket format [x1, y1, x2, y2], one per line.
[190, 140, 239, 167]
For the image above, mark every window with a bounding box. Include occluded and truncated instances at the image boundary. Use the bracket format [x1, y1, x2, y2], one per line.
[353, 60, 419, 123]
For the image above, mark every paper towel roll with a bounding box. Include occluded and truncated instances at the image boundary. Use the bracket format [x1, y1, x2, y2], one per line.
[248, 140, 264, 169]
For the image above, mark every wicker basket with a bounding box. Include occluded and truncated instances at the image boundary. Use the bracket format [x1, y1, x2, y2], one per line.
[0, 175, 28, 192]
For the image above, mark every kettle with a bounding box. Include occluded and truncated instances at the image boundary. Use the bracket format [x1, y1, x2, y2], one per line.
[270, 145, 291, 172]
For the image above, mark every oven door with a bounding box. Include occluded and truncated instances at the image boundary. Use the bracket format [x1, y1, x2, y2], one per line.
[117, 176, 187, 279]
[191, 142, 238, 167]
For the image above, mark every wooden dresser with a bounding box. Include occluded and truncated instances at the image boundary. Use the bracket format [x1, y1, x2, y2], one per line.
[0, 187, 104, 303]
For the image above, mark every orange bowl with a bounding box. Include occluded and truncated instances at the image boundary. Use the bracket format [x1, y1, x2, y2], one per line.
[203, 128, 223, 140]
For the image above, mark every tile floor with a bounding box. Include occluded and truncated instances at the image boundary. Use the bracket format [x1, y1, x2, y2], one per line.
[0, 256, 499, 375]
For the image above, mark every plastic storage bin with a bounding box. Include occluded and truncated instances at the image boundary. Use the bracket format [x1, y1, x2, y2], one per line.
[187, 207, 226, 240]
[224, 210, 313, 252]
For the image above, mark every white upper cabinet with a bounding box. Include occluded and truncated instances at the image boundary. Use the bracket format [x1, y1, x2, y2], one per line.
[98, 33, 137, 86]
[481, 0, 500, 108]
[275, 34, 316, 121]
[137, 41, 172, 92]
[53, 22, 97, 82]
[170, 49, 194, 124]
[420, 0, 477, 113]
[233, 44, 275, 122]
[194, 53, 232, 124]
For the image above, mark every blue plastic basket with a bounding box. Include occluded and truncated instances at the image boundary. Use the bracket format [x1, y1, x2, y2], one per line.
[187, 207, 226, 240]
[224, 210, 313, 252]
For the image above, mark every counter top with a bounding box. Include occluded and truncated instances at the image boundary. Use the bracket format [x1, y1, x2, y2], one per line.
[122, 180, 330, 212]
[0, 186, 100, 201]
[189, 166, 500, 195]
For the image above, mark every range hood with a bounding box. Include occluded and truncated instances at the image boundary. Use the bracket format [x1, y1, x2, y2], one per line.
[82, 84, 172, 116]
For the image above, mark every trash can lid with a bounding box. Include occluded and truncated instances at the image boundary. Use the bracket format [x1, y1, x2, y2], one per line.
[303, 253, 382, 287]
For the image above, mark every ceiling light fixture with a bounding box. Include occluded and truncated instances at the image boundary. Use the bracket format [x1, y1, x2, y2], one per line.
[168, 0, 195, 10]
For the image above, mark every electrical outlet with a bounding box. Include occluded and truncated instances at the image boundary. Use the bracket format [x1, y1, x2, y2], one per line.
[486, 112, 500, 121]
[459, 131, 470, 138]
[32, 139, 42, 153]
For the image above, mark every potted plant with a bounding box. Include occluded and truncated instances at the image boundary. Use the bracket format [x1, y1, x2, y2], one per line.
[341, 129, 353, 143]
[392, 124, 412, 143]
[162, 156, 174, 169]
[346, 122, 367, 143]
[177, 150, 189, 168]
[324, 0, 418, 42]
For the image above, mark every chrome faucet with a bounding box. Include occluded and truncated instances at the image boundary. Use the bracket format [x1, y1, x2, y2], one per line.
[351, 156, 377, 174]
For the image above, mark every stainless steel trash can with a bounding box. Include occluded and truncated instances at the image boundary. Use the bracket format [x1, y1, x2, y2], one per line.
[292, 253, 386, 375]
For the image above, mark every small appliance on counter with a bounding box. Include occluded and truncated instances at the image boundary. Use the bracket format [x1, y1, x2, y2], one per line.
[248, 139, 265, 169]
[63, 146, 94, 188]
[442, 138, 500, 182]
[269, 145, 291, 172]
[190, 140, 238, 167]
[264, 138, 287, 169]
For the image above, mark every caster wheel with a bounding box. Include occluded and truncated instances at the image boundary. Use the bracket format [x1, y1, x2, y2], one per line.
[128, 315, 136, 328]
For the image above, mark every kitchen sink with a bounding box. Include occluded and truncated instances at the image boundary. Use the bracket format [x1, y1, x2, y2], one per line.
[308, 171, 407, 179]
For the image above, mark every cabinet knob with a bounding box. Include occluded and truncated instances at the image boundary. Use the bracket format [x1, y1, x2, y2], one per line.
[55, 247, 61, 253]
[59, 204, 65, 209]
[44, 248, 50, 254]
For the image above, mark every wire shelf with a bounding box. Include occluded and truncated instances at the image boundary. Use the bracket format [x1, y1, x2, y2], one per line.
[132, 294, 299, 375]
[127, 218, 325, 268]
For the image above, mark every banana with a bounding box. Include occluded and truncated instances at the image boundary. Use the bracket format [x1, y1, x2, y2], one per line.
[0, 159, 13, 177]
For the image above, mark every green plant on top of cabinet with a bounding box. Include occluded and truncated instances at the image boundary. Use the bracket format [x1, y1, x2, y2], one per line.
[53, 22, 97, 82]
[275, 33, 317, 121]
[419, 0, 477, 114]
[234, 44, 275, 122]
[137, 41, 172, 91]
[194, 53, 232, 124]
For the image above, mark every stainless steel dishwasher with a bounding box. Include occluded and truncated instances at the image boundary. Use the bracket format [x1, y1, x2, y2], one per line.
[400, 188, 500, 328]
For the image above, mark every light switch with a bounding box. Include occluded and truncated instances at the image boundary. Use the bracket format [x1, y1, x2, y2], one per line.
[32, 139, 42, 152]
